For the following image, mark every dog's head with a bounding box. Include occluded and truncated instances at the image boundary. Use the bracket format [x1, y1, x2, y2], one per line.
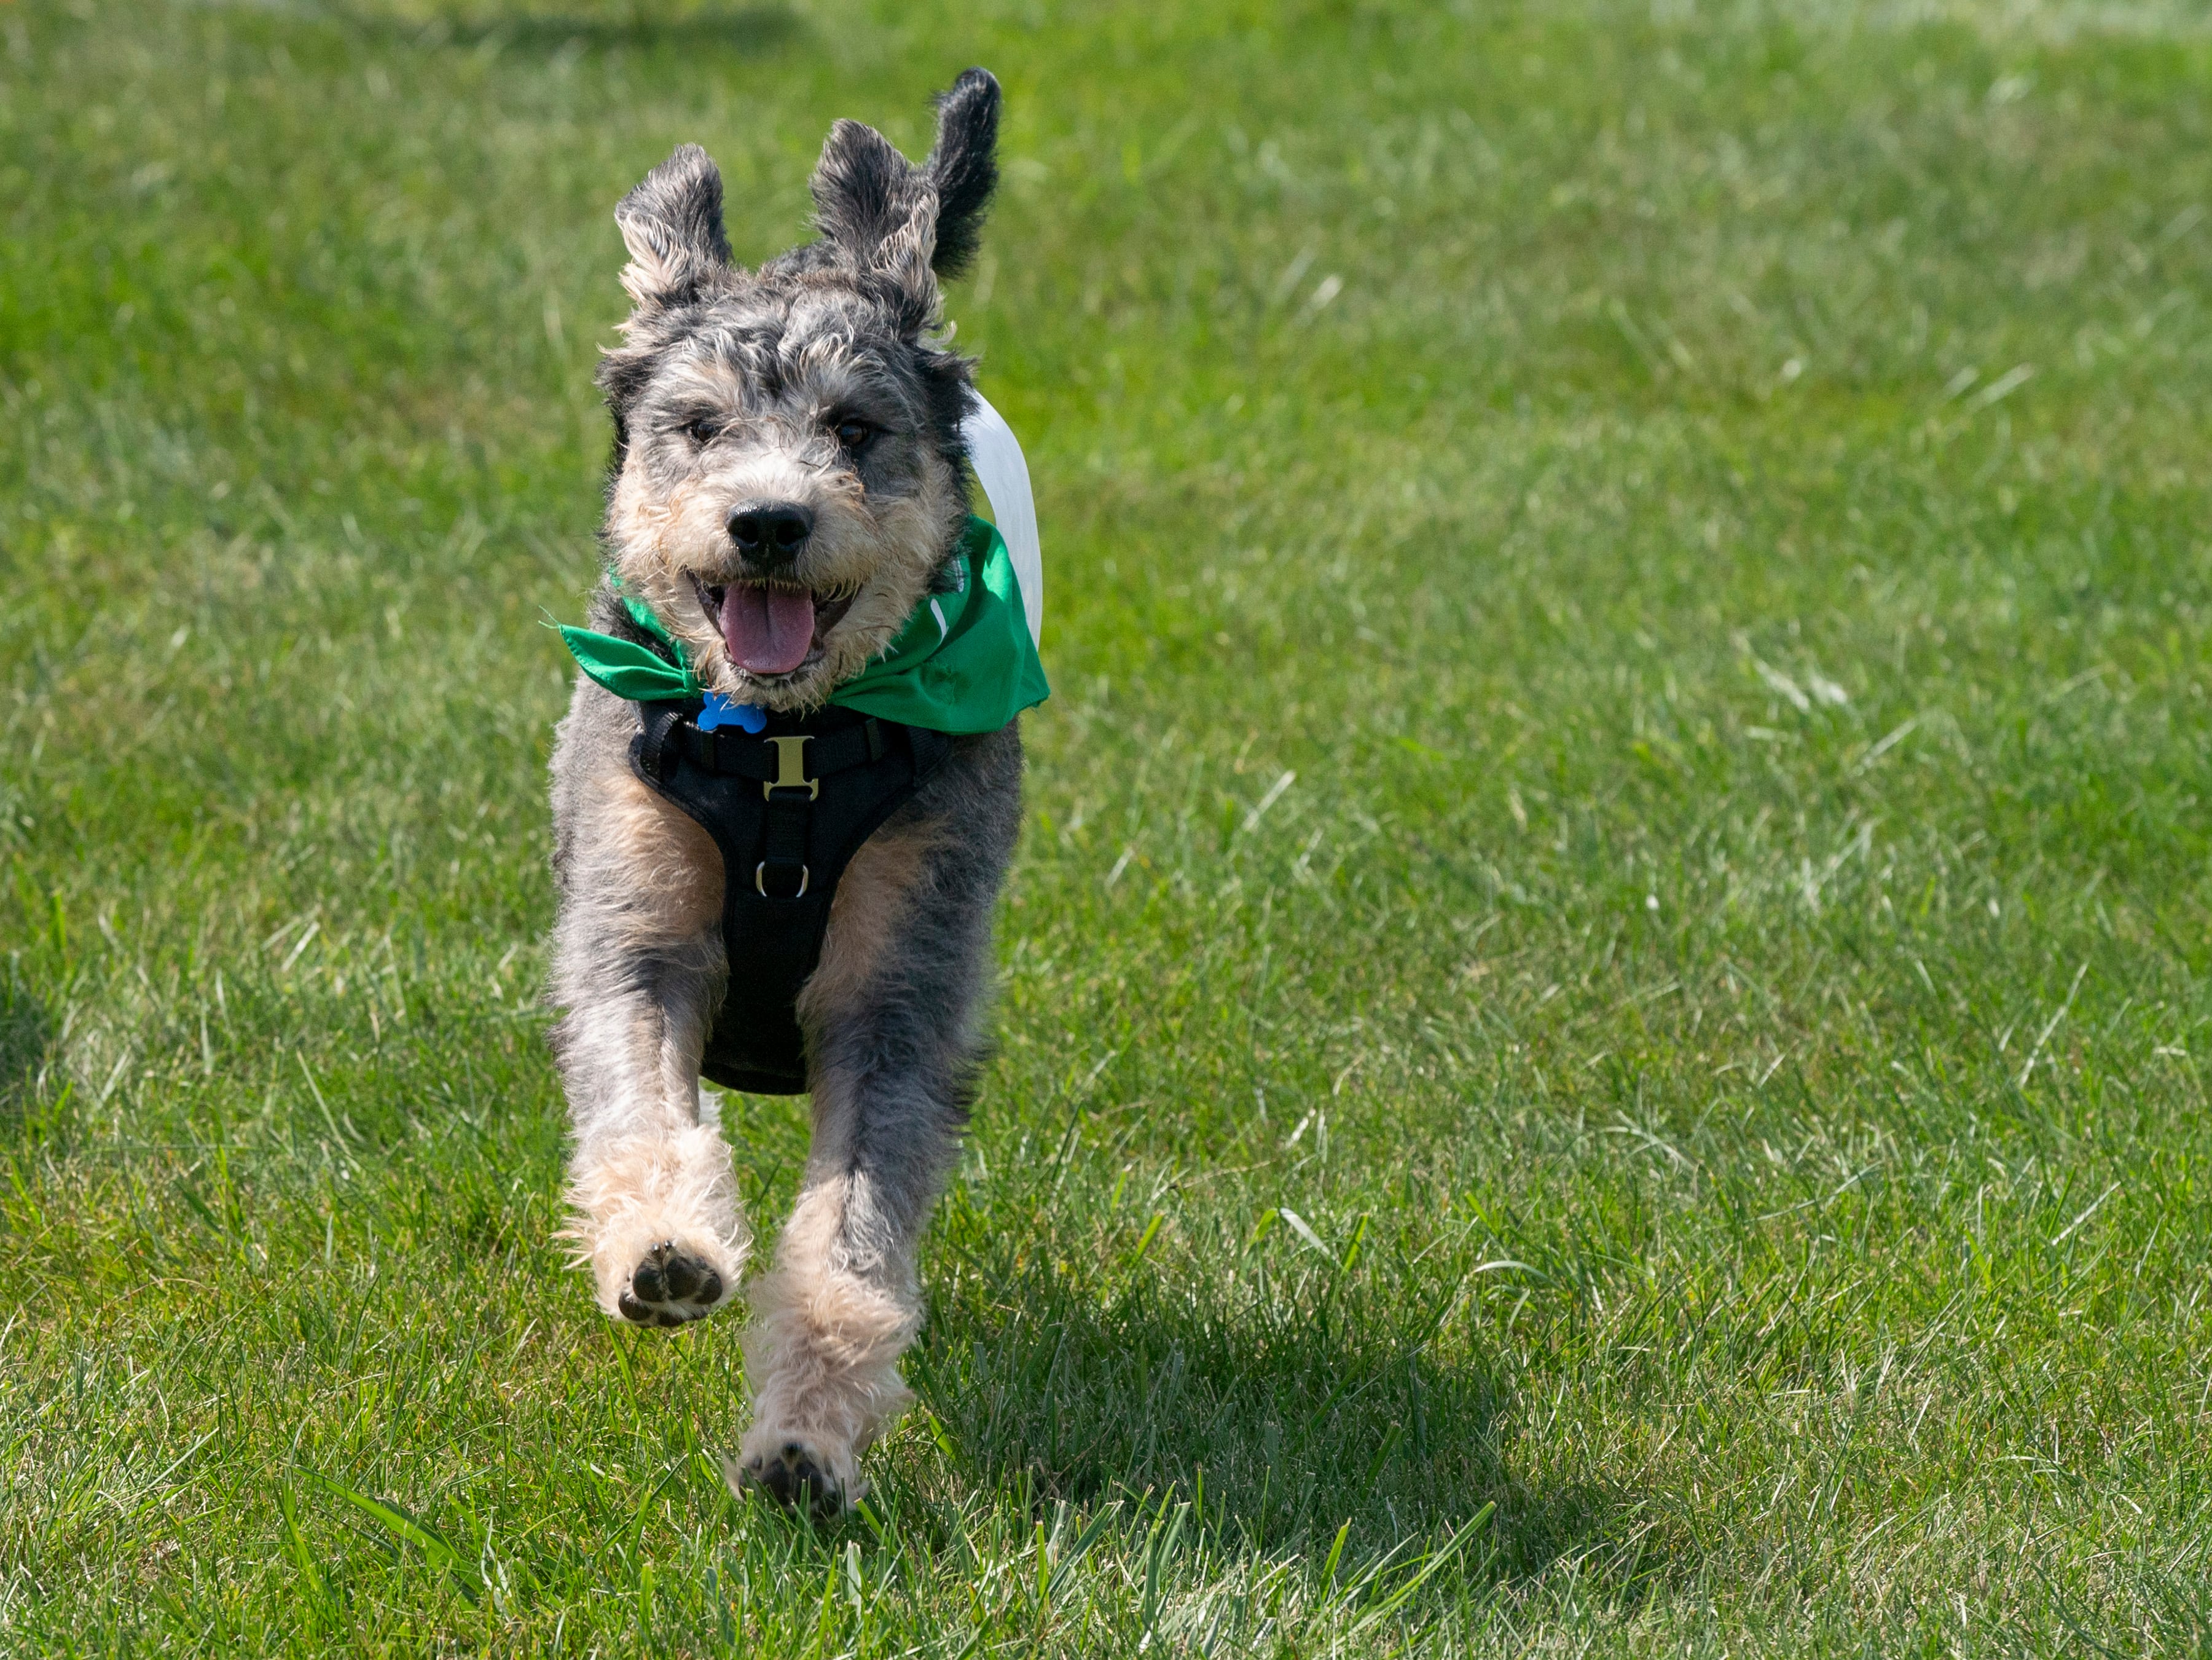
[595, 70, 1001, 710]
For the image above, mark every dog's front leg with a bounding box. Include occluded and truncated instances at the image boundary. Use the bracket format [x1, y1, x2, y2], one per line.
[550, 698, 747, 1328]
[737, 735, 1019, 1511]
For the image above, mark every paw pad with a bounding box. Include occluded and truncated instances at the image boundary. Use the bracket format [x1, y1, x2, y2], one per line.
[743, 1440, 844, 1519]
[616, 1241, 724, 1328]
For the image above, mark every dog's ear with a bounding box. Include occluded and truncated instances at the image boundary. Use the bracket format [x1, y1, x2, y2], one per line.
[614, 144, 734, 310]
[809, 69, 1000, 303]
[809, 119, 932, 286]
[924, 68, 1000, 280]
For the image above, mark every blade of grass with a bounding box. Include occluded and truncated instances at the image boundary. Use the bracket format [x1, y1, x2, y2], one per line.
[300, 1467, 482, 1603]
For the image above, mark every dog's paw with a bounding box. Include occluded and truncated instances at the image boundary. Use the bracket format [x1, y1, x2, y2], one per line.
[734, 1429, 861, 1519]
[615, 1240, 727, 1328]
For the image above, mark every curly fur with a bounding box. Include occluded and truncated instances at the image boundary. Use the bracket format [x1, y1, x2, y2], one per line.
[545, 70, 1023, 1514]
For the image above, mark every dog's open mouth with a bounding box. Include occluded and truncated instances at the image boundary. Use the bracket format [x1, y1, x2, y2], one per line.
[693, 578, 858, 677]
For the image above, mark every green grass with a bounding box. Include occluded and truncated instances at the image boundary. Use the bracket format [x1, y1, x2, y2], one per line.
[4, 0, 2212, 1650]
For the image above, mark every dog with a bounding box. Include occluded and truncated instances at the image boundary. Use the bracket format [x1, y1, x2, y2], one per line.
[545, 69, 1034, 1515]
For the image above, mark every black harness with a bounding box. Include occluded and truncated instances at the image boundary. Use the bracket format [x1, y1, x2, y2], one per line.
[630, 701, 951, 1095]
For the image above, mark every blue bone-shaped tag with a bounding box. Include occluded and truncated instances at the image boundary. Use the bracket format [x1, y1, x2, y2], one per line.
[699, 693, 766, 733]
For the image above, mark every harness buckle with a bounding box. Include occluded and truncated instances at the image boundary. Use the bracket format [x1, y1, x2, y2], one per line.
[763, 734, 818, 800]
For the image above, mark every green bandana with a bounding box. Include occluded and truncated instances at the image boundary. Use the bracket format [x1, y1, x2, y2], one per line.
[557, 516, 1049, 736]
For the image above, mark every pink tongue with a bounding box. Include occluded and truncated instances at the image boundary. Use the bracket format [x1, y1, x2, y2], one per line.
[722, 584, 816, 675]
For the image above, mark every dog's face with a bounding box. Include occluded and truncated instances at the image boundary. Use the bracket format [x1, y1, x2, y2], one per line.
[597, 73, 1001, 710]
[605, 274, 965, 708]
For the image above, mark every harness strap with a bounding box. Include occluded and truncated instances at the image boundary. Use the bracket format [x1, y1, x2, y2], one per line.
[637, 704, 888, 783]
[759, 792, 811, 900]
[637, 702, 688, 785]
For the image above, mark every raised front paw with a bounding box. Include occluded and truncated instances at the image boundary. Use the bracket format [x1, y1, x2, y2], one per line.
[616, 1240, 728, 1328]
[734, 1428, 860, 1519]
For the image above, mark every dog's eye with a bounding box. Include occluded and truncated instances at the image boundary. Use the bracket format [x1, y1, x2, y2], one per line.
[834, 417, 874, 451]
[684, 417, 720, 446]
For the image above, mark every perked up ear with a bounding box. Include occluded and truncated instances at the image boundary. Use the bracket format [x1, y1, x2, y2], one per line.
[614, 144, 734, 310]
[807, 68, 1002, 297]
[809, 118, 931, 283]
[923, 68, 1000, 280]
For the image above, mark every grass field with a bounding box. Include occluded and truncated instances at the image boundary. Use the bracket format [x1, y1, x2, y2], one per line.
[5, 0, 2212, 1650]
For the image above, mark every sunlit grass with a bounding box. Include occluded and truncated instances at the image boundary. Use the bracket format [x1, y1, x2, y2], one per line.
[4, 0, 2212, 1651]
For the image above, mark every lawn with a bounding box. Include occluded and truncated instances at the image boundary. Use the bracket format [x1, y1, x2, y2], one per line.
[4, 0, 2212, 1651]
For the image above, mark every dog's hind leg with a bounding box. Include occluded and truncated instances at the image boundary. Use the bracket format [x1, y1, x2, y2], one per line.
[549, 685, 748, 1328]
[737, 728, 1021, 1514]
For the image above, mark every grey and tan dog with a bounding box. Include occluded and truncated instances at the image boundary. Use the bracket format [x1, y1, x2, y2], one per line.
[546, 71, 1021, 1514]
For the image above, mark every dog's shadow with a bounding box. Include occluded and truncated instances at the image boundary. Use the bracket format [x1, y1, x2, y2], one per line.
[909, 1276, 1638, 1585]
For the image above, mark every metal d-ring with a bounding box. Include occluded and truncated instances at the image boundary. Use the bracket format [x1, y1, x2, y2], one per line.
[756, 862, 809, 899]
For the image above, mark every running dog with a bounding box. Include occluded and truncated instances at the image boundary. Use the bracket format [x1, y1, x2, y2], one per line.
[546, 69, 1038, 1516]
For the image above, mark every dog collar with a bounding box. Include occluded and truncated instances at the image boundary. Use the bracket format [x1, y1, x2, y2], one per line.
[558, 515, 1048, 737]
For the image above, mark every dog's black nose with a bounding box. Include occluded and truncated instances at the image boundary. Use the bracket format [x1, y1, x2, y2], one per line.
[727, 502, 814, 565]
